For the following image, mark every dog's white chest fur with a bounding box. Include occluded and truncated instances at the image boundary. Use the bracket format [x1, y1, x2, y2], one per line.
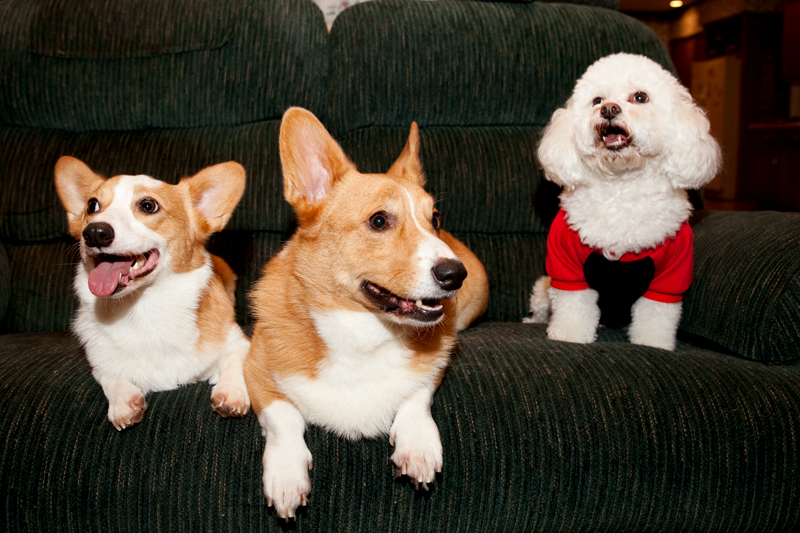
[277, 310, 435, 440]
[560, 180, 691, 257]
[73, 262, 219, 393]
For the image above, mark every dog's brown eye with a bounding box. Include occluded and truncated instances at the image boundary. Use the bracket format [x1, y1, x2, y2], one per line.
[138, 197, 159, 214]
[87, 198, 100, 214]
[368, 211, 389, 231]
[632, 92, 649, 104]
[431, 211, 441, 230]
[593, 97, 602, 106]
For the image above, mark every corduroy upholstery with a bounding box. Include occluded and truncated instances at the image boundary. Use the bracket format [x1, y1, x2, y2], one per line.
[3, 326, 799, 531]
[2, 0, 799, 531]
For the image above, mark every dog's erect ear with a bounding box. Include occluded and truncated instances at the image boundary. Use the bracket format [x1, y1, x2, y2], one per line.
[663, 86, 722, 190]
[184, 161, 246, 235]
[387, 122, 424, 186]
[279, 107, 354, 218]
[536, 107, 588, 190]
[54, 156, 105, 224]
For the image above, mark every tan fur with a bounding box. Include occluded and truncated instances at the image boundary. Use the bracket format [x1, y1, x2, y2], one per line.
[195, 255, 239, 352]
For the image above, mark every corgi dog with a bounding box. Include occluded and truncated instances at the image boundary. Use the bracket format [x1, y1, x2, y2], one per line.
[244, 108, 489, 519]
[54, 157, 251, 430]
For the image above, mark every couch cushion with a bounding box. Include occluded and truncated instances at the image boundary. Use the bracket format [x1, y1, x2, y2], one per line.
[326, 0, 670, 134]
[29, 0, 233, 59]
[2, 324, 799, 531]
[0, 123, 293, 243]
[0, 0, 327, 130]
[683, 211, 800, 363]
[1, 240, 76, 335]
[339, 126, 555, 234]
[0, 243, 9, 324]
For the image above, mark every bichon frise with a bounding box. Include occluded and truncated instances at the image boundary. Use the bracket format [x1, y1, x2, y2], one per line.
[524, 53, 721, 351]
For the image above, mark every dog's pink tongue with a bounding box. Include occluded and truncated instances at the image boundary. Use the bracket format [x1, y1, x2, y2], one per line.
[88, 260, 131, 297]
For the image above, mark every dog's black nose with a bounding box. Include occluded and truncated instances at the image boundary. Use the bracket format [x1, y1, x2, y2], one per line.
[83, 222, 115, 248]
[601, 103, 621, 120]
[432, 259, 467, 291]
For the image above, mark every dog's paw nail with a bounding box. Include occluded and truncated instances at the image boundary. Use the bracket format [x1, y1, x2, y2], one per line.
[267, 497, 273, 508]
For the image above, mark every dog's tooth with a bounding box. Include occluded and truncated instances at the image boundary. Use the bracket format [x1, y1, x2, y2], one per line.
[416, 299, 423, 307]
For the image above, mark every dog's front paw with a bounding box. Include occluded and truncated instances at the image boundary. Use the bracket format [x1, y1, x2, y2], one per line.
[108, 392, 147, 431]
[263, 442, 313, 520]
[211, 383, 250, 418]
[390, 413, 442, 490]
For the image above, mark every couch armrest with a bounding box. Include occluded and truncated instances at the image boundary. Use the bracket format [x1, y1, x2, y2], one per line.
[0, 242, 9, 327]
[681, 211, 800, 363]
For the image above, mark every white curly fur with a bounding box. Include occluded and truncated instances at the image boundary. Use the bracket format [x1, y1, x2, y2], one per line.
[529, 53, 721, 350]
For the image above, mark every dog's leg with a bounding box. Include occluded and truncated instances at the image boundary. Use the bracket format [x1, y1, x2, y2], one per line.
[523, 275, 552, 323]
[546, 287, 600, 343]
[628, 297, 681, 351]
[258, 400, 313, 520]
[210, 325, 251, 417]
[93, 371, 147, 430]
[390, 382, 442, 490]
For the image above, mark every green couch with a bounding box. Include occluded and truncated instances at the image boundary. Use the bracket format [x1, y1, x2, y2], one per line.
[2, 0, 799, 530]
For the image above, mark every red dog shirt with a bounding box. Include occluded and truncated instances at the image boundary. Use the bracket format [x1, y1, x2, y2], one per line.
[545, 209, 693, 304]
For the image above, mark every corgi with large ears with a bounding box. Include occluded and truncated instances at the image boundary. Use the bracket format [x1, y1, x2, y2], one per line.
[55, 157, 251, 430]
[245, 107, 489, 519]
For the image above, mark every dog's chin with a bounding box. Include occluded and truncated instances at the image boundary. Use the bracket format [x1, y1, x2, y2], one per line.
[360, 281, 447, 327]
[84, 249, 161, 298]
[591, 124, 647, 174]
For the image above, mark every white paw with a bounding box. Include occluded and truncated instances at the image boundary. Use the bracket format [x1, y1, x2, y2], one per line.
[211, 379, 250, 418]
[263, 440, 313, 520]
[547, 287, 600, 343]
[107, 390, 147, 431]
[211, 327, 251, 417]
[258, 400, 312, 520]
[390, 412, 442, 490]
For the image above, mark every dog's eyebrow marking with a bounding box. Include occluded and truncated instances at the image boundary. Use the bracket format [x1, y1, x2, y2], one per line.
[400, 185, 457, 261]
[399, 186, 428, 234]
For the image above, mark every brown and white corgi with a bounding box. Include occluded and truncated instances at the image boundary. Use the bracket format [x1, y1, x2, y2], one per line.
[55, 157, 251, 430]
[244, 108, 489, 518]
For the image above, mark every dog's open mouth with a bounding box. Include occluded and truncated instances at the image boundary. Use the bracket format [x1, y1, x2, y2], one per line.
[360, 281, 444, 323]
[599, 124, 630, 150]
[87, 250, 160, 297]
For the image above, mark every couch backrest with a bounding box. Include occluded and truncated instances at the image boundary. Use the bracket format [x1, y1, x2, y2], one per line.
[0, 0, 672, 333]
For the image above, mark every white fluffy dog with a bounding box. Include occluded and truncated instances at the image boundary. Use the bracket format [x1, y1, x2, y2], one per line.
[524, 53, 721, 351]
